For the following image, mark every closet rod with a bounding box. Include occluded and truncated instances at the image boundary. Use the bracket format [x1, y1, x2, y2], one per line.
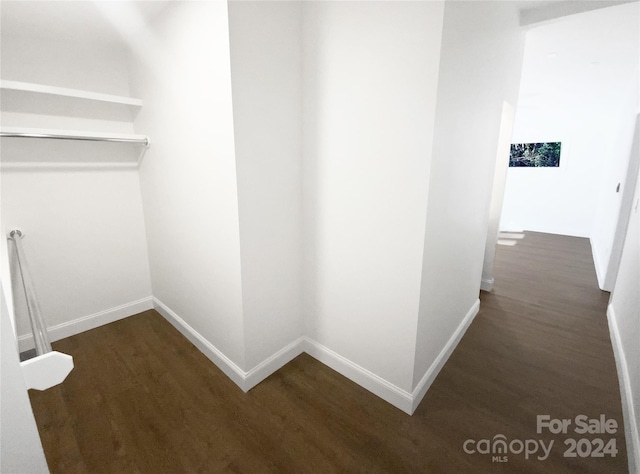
[0, 131, 150, 147]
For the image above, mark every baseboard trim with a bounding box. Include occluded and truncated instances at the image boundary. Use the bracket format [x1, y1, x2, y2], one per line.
[303, 337, 414, 414]
[153, 297, 304, 392]
[153, 297, 479, 415]
[301, 300, 480, 415]
[244, 336, 305, 391]
[152, 296, 415, 411]
[17, 297, 154, 352]
[480, 278, 494, 292]
[411, 298, 480, 414]
[607, 304, 640, 474]
[152, 297, 247, 389]
[590, 238, 609, 291]
[28, 295, 480, 416]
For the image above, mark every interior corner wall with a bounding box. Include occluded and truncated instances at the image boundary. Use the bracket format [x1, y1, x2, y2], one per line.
[301, 1, 445, 393]
[228, 1, 304, 370]
[0, 33, 152, 342]
[131, 1, 246, 368]
[413, 1, 525, 389]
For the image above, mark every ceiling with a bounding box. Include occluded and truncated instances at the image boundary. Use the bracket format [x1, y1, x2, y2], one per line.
[1, 0, 638, 104]
[1, 0, 635, 49]
[0, 1, 173, 47]
[519, 0, 638, 25]
[517, 1, 639, 110]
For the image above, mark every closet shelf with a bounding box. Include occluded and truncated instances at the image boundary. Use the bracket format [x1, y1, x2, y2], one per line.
[0, 80, 143, 107]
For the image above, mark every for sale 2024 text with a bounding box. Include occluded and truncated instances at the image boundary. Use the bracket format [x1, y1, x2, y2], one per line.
[537, 414, 618, 459]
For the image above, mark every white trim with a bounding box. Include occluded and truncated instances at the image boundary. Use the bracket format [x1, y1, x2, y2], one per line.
[607, 305, 640, 474]
[243, 337, 305, 391]
[17, 297, 153, 352]
[590, 237, 609, 291]
[152, 297, 305, 392]
[303, 337, 414, 414]
[152, 297, 246, 389]
[17, 294, 480, 416]
[411, 298, 481, 414]
[154, 297, 480, 415]
[497, 233, 525, 240]
[1, 162, 139, 171]
[0, 79, 143, 107]
[480, 278, 494, 292]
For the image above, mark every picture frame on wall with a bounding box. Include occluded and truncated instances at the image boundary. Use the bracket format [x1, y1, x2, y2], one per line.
[509, 142, 561, 167]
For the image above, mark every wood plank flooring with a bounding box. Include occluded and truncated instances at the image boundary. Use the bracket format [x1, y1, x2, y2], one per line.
[29, 232, 627, 473]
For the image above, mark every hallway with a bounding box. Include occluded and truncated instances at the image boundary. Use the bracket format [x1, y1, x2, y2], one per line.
[29, 232, 626, 473]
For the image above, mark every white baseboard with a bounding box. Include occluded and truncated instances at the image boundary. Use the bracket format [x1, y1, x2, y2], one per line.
[607, 305, 640, 474]
[154, 297, 479, 415]
[480, 278, 494, 292]
[590, 238, 609, 291]
[154, 295, 416, 411]
[244, 337, 305, 391]
[153, 297, 247, 389]
[23, 295, 480, 417]
[411, 298, 480, 414]
[17, 297, 153, 353]
[302, 299, 481, 415]
[303, 337, 414, 414]
[153, 297, 304, 392]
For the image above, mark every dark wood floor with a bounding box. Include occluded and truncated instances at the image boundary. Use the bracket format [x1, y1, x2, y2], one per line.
[29, 232, 627, 473]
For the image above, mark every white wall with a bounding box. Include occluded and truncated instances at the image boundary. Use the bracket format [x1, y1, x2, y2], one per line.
[0, 34, 131, 96]
[482, 101, 517, 291]
[302, 1, 445, 393]
[592, 80, 640, 289]
[608, 158, 640, 474]
[502, 94, 638, 243]
[414, 1, 525, 388]
[0, 284, 49, 474]
[1, 34, 137, 137]
[228, 1, 304, 370]
[131, 1, 247, 368]
[1, 33, 152, 345]
[500, 2, 639, 288]
[1, 170, 152, 336]
[501, 108, 600, 236]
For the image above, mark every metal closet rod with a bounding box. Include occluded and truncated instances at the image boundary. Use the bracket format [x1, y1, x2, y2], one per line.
[0, 131, 150, 147]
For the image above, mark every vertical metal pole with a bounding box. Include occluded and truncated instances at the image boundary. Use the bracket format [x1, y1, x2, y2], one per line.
[9, 230, 52, 355]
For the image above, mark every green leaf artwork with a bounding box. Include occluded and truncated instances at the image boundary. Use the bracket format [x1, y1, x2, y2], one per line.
[509, 142, 561, 167]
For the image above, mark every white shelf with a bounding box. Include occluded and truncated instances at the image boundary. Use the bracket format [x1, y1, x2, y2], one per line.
[0, 81, 149, 170]
[0, 80, 143, 107]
